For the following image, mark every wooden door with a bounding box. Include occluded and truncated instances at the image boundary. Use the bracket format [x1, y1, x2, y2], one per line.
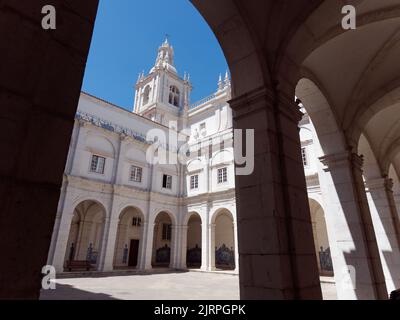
[128, 239, 139, 267]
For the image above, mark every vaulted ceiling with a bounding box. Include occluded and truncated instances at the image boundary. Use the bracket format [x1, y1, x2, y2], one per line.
[193, 0, 400, 178]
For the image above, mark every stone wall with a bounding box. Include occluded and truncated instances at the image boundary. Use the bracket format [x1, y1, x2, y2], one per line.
[0, 0, 99, 299]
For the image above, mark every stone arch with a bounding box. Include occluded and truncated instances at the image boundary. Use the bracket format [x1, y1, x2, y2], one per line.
[383, 140, 400, 176]
[349, 86, 400, 154]
[186, 212, 202, 269]
[151, 211, 176, 268]
[151, 209, 177, 227]
[359, 134, 400, 293]
[211, 149, 234, 166]
[85, 132, 116, 159]
[191, 0, 268, 97]
[63, 199, 107, 271]
[69, 196, 109, 219]
[211, 208, 235, 271]
[296, 78, 348, 155]
[389, 164, 400, 215]
[143, 85, 151, 106]
[358, 134, 383, 180]
[308, 197, 333, 277]
[113, 206, 145, 269]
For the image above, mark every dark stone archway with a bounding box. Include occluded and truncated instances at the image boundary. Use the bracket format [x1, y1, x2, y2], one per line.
[0, 0, 99, 299]
[0, 0, 323, 299]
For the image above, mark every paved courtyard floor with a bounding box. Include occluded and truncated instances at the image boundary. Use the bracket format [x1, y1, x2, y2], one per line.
[40, 271, 336, 300]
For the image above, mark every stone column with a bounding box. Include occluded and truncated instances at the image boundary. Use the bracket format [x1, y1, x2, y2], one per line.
[70, 120, 88, 177]
[209, 223, 216, 271]
[365, 177, 400, 293]
[0, 1, 98, 299]
[137, 222, 149, 270]
[98, 214, 120, 272]
[319, 152, 387, 299]
[98, 134, 127, 271]
[201, 223, 208, 271]
[170, 225, 179, 269]
[51, 202, 76, 273]
[230, 87, 321, 299]
[140, 222, 154, 270]
[395, 193, 400, 219]
[179, 226, 189, 269]
[233, 221, 239, 274]
[47, 181, 68, 266]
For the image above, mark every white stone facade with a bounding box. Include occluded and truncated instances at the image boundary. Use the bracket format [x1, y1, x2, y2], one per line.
[47, 40, 400, 301]
[47, 40, 238, 274]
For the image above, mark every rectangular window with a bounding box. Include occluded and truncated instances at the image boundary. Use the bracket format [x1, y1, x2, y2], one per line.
[162, 223, 172, 240]
[130, 165, 143, 182]
[200, 122, 206, 136]
[162, 174, 172, 189]
[90, 155, 106, 174]
[301, 147, 308, 167]
[132, 217, 142, 227]
[220, 139, 225, 150]
[190, 175, 199, 190]
[198, 142, 202, 157]
[217, 167, 228, 184]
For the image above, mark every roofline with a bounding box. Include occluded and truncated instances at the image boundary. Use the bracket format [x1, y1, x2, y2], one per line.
[80, 91, 172, 131]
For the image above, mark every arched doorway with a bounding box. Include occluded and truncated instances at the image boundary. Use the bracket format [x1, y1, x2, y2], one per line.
[212, 209, 235, 271]
[152, 212, 174, 268]
[309, 198, 333, 277]
[186, 213, 202, 269]
[113, 207, 144, 269]
[64, 200, 106, 271]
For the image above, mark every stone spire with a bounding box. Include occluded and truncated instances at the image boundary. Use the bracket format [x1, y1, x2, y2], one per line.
[218, 73, 224, 91]
[224, 70, 231, 88]
[151, 37, 177, 74]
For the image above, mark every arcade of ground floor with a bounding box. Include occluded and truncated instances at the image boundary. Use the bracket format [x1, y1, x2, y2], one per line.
[40, 271, 337, 300]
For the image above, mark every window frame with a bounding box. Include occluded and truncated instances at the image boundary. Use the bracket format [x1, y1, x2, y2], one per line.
[130, 165, 143, 183]
[190, 174, 199, 190]
[217, 167, 228, 184]
[132, 217, 142, 227]
[162, 174, 173, 190]
[168, 85, 180, 107]
[301, 147, 309, 167]
[89, 154, 106, 175]
[142, 85, 151, 106]
[162, 223, 172, 241]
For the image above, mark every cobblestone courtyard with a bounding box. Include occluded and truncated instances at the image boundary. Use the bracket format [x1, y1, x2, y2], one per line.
[40, 271, 336, 300]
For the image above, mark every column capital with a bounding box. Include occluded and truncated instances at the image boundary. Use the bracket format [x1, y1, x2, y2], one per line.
[320, 152, 363, 171]
[228, 86, 303, 123]
[364, 177, 394, 192]
[119, 132, 130, 142]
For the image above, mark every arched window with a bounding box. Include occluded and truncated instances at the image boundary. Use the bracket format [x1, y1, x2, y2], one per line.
[169, 86, 180, 107]
[143, 86, 151, 106]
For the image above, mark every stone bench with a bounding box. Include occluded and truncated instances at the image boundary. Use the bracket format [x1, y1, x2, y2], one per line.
[66, 260, 94, 272]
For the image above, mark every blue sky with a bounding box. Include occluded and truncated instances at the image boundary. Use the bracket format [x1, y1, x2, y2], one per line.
[82, 0, 228, 111]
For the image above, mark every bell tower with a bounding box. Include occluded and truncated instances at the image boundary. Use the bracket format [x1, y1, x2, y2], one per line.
[133, 38, 192, 131]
